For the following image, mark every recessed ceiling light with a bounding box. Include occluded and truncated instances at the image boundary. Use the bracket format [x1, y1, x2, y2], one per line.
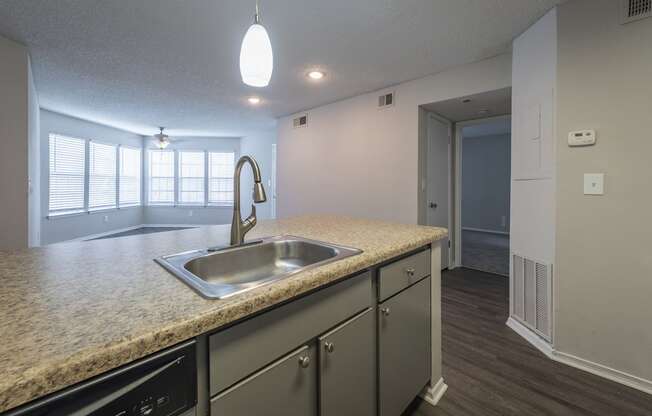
[307, 70, 326, 80]
[248, 96, 261, 105]
[461, 98, 472, 104]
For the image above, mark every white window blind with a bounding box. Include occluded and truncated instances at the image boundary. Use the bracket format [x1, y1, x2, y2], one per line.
[208, 152, 235, 205]
[149, 150, 175, 204]
[119, 147, 141, 207]
[89, 142, 117, 210]
[178, 151, 205, 205]
[48, 134, 86, 214]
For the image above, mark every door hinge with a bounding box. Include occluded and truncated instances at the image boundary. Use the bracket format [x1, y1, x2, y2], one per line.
[448, 240, 451, 248]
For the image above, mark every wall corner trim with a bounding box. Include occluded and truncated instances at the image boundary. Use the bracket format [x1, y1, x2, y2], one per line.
[420, 377, 448, 407]
[507, 317, 652, 396]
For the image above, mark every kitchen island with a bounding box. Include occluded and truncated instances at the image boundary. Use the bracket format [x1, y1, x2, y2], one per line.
[0, 215, 447, 415]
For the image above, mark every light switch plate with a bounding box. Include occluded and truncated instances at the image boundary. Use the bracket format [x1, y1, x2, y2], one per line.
[569, 129, 596, 146]
[584, 173, 604, 195]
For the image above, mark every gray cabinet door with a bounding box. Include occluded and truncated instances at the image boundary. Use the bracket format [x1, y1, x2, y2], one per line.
[210, 344, 317, 416]
[378, 277, 431, 416]
[319, 308, 375, 416]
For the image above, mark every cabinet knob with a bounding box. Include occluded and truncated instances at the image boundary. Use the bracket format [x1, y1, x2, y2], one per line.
[380, 307, 391, 316]
[324, 342, 335, 353]
[298, 356, 311, 368]
[405, 268, 415, 277]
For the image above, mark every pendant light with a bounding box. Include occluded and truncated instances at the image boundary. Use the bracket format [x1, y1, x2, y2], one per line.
[154, 127, 170, 149]
[239, 0, 273, 87]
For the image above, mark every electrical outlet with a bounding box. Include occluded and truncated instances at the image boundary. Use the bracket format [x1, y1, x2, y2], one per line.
[188, 210, 194, 217]
[103, 215, 109, 223]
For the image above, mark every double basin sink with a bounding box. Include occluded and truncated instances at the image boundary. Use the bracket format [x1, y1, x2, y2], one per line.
[156, 235, 362, 299]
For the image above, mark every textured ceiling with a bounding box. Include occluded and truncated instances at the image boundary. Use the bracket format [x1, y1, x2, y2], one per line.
[0, 0, 562, 137]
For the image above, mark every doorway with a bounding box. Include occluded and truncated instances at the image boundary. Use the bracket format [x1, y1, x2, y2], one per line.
[457, 117, 511, 276]
[419, 87, 511, 276]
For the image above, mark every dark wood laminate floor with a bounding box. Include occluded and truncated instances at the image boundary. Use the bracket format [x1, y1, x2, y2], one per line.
[404, 268, 652, 416]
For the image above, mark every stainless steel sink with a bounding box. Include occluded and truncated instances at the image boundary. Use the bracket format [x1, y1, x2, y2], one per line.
[155, 235, 362, 299]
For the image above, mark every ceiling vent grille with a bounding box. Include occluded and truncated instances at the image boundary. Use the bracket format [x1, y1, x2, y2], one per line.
[292, 114, 308, 129]
[621, 0, 652, 23]
[378, 92, 394, 109]
[511, 253, 552, 342]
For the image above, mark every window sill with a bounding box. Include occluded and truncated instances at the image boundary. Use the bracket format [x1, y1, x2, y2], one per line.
[47, 210, 86, 219]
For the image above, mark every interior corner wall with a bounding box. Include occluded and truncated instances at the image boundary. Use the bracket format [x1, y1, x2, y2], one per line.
[28, 57, 41, 247]
[277, 53, 512, 224]
[555, 0, 652, 383]
[40, 110, 144, 245]
[0, 36, 29, 250]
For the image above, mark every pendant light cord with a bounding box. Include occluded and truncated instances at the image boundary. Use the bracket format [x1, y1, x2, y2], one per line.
[254, 0, 260, 24]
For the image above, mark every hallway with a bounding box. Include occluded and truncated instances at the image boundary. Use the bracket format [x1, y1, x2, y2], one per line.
[406, 268, 652, 416]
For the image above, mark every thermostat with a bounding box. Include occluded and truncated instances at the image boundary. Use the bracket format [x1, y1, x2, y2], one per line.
[568, 130, 596, 146]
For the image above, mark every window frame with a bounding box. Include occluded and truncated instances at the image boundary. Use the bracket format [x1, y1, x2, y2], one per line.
[47, 133, 142, 219]
[47, 134, 87, 217]
[207, 151, 236, 207]
[177, 150, 207, 206]
[147, 149, 176, 206]
[118, 145, 142, 208]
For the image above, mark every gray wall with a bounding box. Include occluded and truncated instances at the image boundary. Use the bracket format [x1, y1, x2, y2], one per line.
[0, 36, 29, 250]
[277, 53, 512, 224]
[40, 110, 144, 245]
[462, 133, 510, 233]
[240, 130, 277, 220]
[555, 0, 652, 383]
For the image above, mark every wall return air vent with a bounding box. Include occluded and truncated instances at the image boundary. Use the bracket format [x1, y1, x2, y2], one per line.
[621, 0, 652, 23]
[378, 92, 394, 109]
[512, 253, 552, 342]
[292, 114, 308, 129]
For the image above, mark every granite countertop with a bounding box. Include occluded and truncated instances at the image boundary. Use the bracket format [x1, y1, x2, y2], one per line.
[0, 215, 447, 412]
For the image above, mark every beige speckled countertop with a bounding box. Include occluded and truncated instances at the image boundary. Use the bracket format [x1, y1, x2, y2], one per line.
[0, 215, 446, 412]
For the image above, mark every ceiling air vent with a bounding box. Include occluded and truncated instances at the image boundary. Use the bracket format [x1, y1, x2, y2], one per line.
[621, 0, 652, 23]
[378, 92, 394, 109]
[293, 114, 308, 129]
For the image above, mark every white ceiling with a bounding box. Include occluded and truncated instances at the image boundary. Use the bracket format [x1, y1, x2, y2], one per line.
[0, 0, 562, 137]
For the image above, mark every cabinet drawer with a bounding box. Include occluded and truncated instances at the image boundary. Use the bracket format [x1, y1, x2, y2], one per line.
[209, 271, 372, 395]
[319, 308, 375, 416]
[210, 344, 317, 416]
[378, 276, 431, 416]
[378, 249, 430, 301]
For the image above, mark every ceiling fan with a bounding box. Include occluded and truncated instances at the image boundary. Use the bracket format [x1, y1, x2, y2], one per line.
[153, 127, 170, 149]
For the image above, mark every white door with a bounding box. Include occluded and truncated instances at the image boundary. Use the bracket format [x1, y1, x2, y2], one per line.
[426, 114, 450, 269]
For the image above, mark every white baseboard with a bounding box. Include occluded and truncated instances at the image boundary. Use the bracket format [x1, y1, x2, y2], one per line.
[553, 350, 652, 396]
[506, 317, 652, 396]
[420, 378, 448, 407]
[506, 317, 554, 358]
[142, 224, 204, 228]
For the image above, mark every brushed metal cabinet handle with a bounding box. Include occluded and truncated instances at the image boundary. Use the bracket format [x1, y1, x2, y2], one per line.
[298, 356, 311, 368]
[324, 342, 335, 353]
[380, 307, 391, 316]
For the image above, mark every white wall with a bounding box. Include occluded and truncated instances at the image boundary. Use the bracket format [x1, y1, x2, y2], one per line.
[510, 9, 557, 265]
[0, 36, 30, 250]
[143, 137, 240, 226]
[277, 54, 512, 224]
[40, 110, 144, 244]
[462, 133, 511, 233]
[240, 130, 277, 220]
[555, 0, 652, 384]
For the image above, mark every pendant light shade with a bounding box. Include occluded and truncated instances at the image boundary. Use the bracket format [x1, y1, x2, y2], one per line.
[239, 2, 273, 87]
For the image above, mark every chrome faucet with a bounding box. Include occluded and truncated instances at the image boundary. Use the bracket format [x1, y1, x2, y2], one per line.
[231, 155, 267, 246]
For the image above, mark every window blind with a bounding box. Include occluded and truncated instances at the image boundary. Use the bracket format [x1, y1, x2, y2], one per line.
[48, 134, 86, 214]
[208, 152, 235, 205]
[119, 147, 141, 207]
[178, 151, 205, 205]
[149, 150, 175, 204]
[89, 141, 117, 210]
